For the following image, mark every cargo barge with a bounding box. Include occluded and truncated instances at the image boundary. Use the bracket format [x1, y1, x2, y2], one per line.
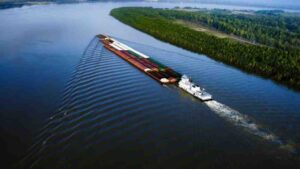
[98, 34, 181, 84]
[97, 34, 212, 101]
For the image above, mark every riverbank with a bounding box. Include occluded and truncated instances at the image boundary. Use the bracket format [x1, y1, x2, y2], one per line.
[0, 1, 52, 9]
[111, 7, 300, 90]
[174, 19, 259, 46]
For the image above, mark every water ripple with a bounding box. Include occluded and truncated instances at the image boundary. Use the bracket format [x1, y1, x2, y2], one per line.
[19, 37, 300, 169]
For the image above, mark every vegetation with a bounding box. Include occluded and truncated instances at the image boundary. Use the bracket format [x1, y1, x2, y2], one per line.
[0, 0, 140, 10]
[157, 8, 300, 50]
[111, 7, 300, 90]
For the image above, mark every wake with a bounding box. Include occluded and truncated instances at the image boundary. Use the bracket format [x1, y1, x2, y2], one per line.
[205, 100, 281, 143]
[204, 100, 300, 155]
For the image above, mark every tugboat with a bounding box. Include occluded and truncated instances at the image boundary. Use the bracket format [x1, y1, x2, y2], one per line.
[178, 75, 212, 101]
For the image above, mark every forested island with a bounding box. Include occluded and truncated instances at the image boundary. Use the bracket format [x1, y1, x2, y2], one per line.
[0, 0, 141, 9]
[111, 7, 300, 90]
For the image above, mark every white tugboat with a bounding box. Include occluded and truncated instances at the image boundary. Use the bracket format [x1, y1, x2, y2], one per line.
[178, 75, 212, 101]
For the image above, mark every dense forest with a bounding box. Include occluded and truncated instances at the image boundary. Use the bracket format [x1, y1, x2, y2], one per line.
[157, 7, 300, 49]
[111, 7, 300, 90]
[0, 0, 141, 9]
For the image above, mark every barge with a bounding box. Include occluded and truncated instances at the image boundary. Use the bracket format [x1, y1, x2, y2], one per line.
[97, 34, 212, 101]
[98, 34, 181, 84]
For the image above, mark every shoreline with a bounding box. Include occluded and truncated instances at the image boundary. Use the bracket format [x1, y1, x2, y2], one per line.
[111, 7, 300, 91]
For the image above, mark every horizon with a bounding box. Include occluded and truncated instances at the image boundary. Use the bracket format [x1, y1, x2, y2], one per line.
[153, 0, 300, 10]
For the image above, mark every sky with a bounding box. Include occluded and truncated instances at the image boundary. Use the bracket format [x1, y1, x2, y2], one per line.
[173, 0, 298, 3]
[160, 0, 300, 9]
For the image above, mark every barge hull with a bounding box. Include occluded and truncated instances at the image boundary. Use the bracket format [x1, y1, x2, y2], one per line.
[99, 35, 181, 84]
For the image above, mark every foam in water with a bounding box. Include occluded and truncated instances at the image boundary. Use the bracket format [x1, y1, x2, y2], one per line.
[205, 100, 300, 154]
[205, 100, 281, 143]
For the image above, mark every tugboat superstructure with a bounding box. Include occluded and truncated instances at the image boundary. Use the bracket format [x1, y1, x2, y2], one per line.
[178, 75, 212, 101]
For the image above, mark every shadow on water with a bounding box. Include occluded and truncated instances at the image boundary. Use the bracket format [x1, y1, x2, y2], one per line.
[18, 37, 300, 169]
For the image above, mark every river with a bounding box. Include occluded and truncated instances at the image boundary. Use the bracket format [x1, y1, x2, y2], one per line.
[0, 2, 300, 169]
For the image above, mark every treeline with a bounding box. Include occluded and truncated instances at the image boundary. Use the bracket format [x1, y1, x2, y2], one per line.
[111, 7, 300, 90]
[0, 0, 141, 10]
[0, 1, 25, 9]
[156, 8, 300, 50]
